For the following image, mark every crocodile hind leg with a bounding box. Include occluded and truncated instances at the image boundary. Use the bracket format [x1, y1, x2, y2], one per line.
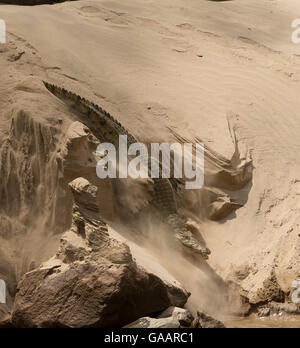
[152, 178, 210, 259]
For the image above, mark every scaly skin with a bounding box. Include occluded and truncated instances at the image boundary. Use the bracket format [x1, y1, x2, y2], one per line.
[44, 81, 211, 259]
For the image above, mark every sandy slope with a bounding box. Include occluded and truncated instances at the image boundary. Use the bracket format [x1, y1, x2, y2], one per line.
[0, 0, 300, 313]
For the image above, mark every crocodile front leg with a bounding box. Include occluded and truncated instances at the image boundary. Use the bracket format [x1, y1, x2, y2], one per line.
[167, 214, 211, 259]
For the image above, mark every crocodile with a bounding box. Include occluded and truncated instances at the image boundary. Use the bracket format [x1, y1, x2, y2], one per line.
[43, 81, 211, 259]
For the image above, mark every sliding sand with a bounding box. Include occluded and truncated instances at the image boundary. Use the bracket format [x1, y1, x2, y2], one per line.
[0, 0, 299, 311]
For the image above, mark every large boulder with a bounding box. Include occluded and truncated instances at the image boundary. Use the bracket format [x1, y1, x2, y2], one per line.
[12, 229, 188, 328]
[12, 260, 181, 328]
[11, 179, 189, 328]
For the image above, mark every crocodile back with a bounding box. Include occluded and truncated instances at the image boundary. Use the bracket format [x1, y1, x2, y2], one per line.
[44, 82, 177, 215]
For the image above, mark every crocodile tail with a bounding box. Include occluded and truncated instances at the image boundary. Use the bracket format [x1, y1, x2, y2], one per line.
[43, 81, 136, 143]
[152, 178, 177, 214]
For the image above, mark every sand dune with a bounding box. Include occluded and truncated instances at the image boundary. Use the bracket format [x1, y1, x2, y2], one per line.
[0, 0, 300, 324]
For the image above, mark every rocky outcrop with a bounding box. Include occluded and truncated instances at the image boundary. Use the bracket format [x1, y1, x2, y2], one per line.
[11, 179, 189, 328]
[0, 77, 252, 327]
[125, 309, 225, 329]
[257, 302, 300, 317]
[0, 79, 190, 327]
[11, 233, 189, 327]
[0, 79, 75, 322]
[69, 177, 99, 213]
[234, 269, 286, 308]
[227, 264, 297, 315]
[252, 271, 285, 304]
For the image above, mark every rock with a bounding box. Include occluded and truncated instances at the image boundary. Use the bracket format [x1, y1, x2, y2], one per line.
[158, 306, 194, 327]
[0, 251, 16, 321]
[69, 178, 99, 213]
[192, 312, 226, 329]
[251, 270, 285, 304]
[12, 260, 179, 328]
[164, 284, 190, 308]
[208, 198, 241, 221]
[0, 314, 13, 328]
[11, 205, 189, 328]
[124, 316, 180, 328]
[9, 147, 189, 328]
[269, 302, 300, 315]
